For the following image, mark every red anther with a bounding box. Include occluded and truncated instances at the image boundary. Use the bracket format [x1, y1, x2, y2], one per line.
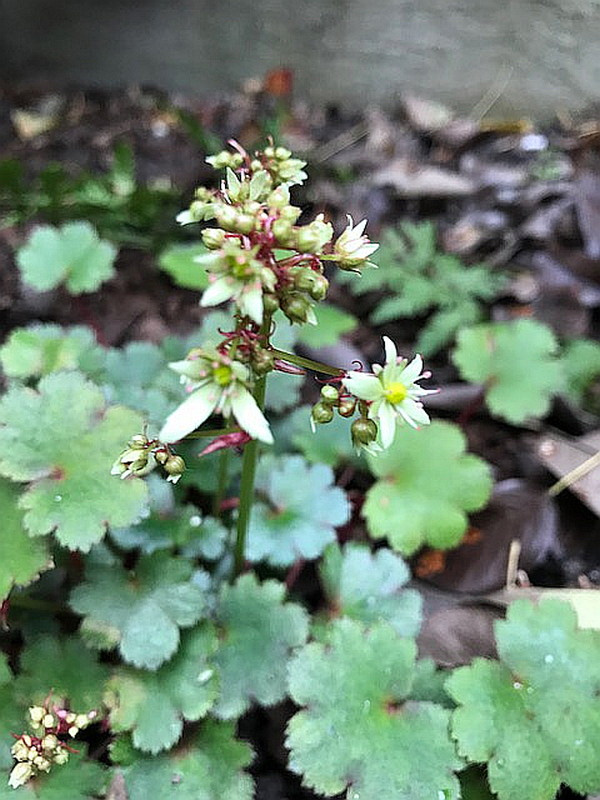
[198, 431, 252, 457]
[273, 359, 306, 375]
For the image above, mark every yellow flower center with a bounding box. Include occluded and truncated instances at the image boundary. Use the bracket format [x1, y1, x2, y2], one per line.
[213, 365, 233, 386]
[385, 381, 408, 405]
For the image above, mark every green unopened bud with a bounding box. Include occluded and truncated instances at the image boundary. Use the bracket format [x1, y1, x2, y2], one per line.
[234, 213, 256, 234]
[275, 146, 292, 160]
[33, 755, 51, 772]
[42, 735, 59, 752]
[42, 714, 55, 729]
[292, 267, 317, 292]
[308, 273, 329, 301]
[264, 146, 275, 159]
[320, 385, 340, 404]
[252, 349, 275, 376]
[338, 398, 357, 417]
[154, 449, 169, 465]
[11, 740, 29, 761]
[128, 434, 148, 449]
[281, 294, 313, 324]
[272, 218, 294, 245]
[311, 401, 334, 424]
[280, 205, 302, 223]
[268, 185, 290, 209]
[262, 293, 280, 313]
[296, 214, 334, 253]
[250, 159, 263, 171]
[202, 228, 226, 250]
[351, 417, 378, 445]
[164, 455, 186, 477]
[215, 205, 239, 231]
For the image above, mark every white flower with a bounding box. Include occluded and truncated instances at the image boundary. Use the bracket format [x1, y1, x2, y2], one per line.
[343, 337, 435, 449]
[8, 762, 34, 789]
[333, 215, 379, 268]
[159, 352, 273, 445]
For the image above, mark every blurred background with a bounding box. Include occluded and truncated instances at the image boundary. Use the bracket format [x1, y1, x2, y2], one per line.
[3, 0, 600, 117]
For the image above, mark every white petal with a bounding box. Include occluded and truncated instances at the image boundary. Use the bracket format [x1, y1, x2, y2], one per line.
[343, 372, 383, 402]
[383, 336, 398, 366]
[238, 284, 263, 325]
[230, 388, 273, 444]
[377, 402, 397, 449]
[201, 277, 235, 308]
[176, 210, 194, 225]
[353, 218, 368, 237]
[398, 354, 423, 386]
[159, 383, 220, 442]
[401, 397, 431, 426]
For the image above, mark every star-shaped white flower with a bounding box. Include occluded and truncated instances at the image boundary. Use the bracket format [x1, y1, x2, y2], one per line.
[343, 337, 435, 449]
[333, 215, 379, 268]
[159, 352, 273, 445]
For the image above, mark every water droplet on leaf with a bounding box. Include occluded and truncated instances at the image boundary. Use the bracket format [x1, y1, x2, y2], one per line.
[197, 669, 214, 684]
[513, 681, 523, 690]
[54, 495, 62, 502]
[362, 700, 371, 713]
[189, 515, 202, 527]
[544, 654, 554, 664]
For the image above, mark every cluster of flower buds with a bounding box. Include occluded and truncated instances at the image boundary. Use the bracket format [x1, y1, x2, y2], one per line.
[9, 702, 97, 789]
[311, 383, 380, 453]
[111, 433, 186, 483]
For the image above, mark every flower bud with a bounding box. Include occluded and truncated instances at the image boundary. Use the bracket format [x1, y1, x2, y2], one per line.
[252, 349, 275, 376]
[262, 293, 280, 313]
[268, 185, 290, 209]
[234, 212, 256, 235]
[351, 417, 378, 445]
[42, 735, 58, 751]
[214, 205, 239, 231]
[281, 294, 314, 324]
[201, 228, 226, 250]
[338, 398, 357, 417]
[279, 205, 302, 223]
[311, 401, 334, 425]
[164, 455, 186, 478]
[272, 218, 294, 246]
[29, 706, 45, 724]
[42, 714, 55, 729]
[320, 385, 340, 404]
[53, 748, 69, 765]
[296, 218, 333, 254]
[128, 434, 148, 449]
[33, 755, 51, 773]
[9, 761, 34, 789]
[308, 273, 329, 301]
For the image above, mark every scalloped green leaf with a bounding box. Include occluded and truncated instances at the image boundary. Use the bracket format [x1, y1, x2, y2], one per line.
[107, 624, 219, 753]
[16, 222, 117, 294]
[246, 455, 350, 567]
[0, 372, 149, 551]
[0, 478, 51, 601]
[452, 320, 563, 424]
[111, 506, 227, 560]
[363, 421, 492, 555]
[287, 618, 462, 799]
[70, 552, 208, 669]
[0, 754, 106, 800]
[447, 599, 600, 800]
[122, 720, 253, 800]
[0, 324, 104, 381]
[0, 662, 22, 770]
[14, 635, 109, 711]
[318, 543, 422, 637]
[213, 574, 309, 719]
[561, 338, 600, 403]
[158, 243, 210, 290]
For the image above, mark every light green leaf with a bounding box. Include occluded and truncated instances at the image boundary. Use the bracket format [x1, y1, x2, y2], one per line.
[447, 599, 600, 800]
[318, 542, 422, 637]
[70, 552, 208, 669]
[0, 325, 103, 381]
[0, 478, 51, 600]
[561, 338, 600, 403]
[17, 221, 116, 294]
[296, 304, 357, 348]
[246, 455, 350, 566]
[0, 372, 148, 551]
[287, 618, 462, 799]
[213, 574, 309, 718]
[452, 320, 563, 424]
[122, 721, 253, 800]
[363, 421, 492, 555]
[14, 635, 109, 711]
[158, 243, 210, 290]
[107, 624, 219, 753]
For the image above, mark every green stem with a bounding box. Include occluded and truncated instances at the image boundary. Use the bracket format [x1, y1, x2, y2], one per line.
[233, 315, 272, 577]
[270, 348, 345, 377]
